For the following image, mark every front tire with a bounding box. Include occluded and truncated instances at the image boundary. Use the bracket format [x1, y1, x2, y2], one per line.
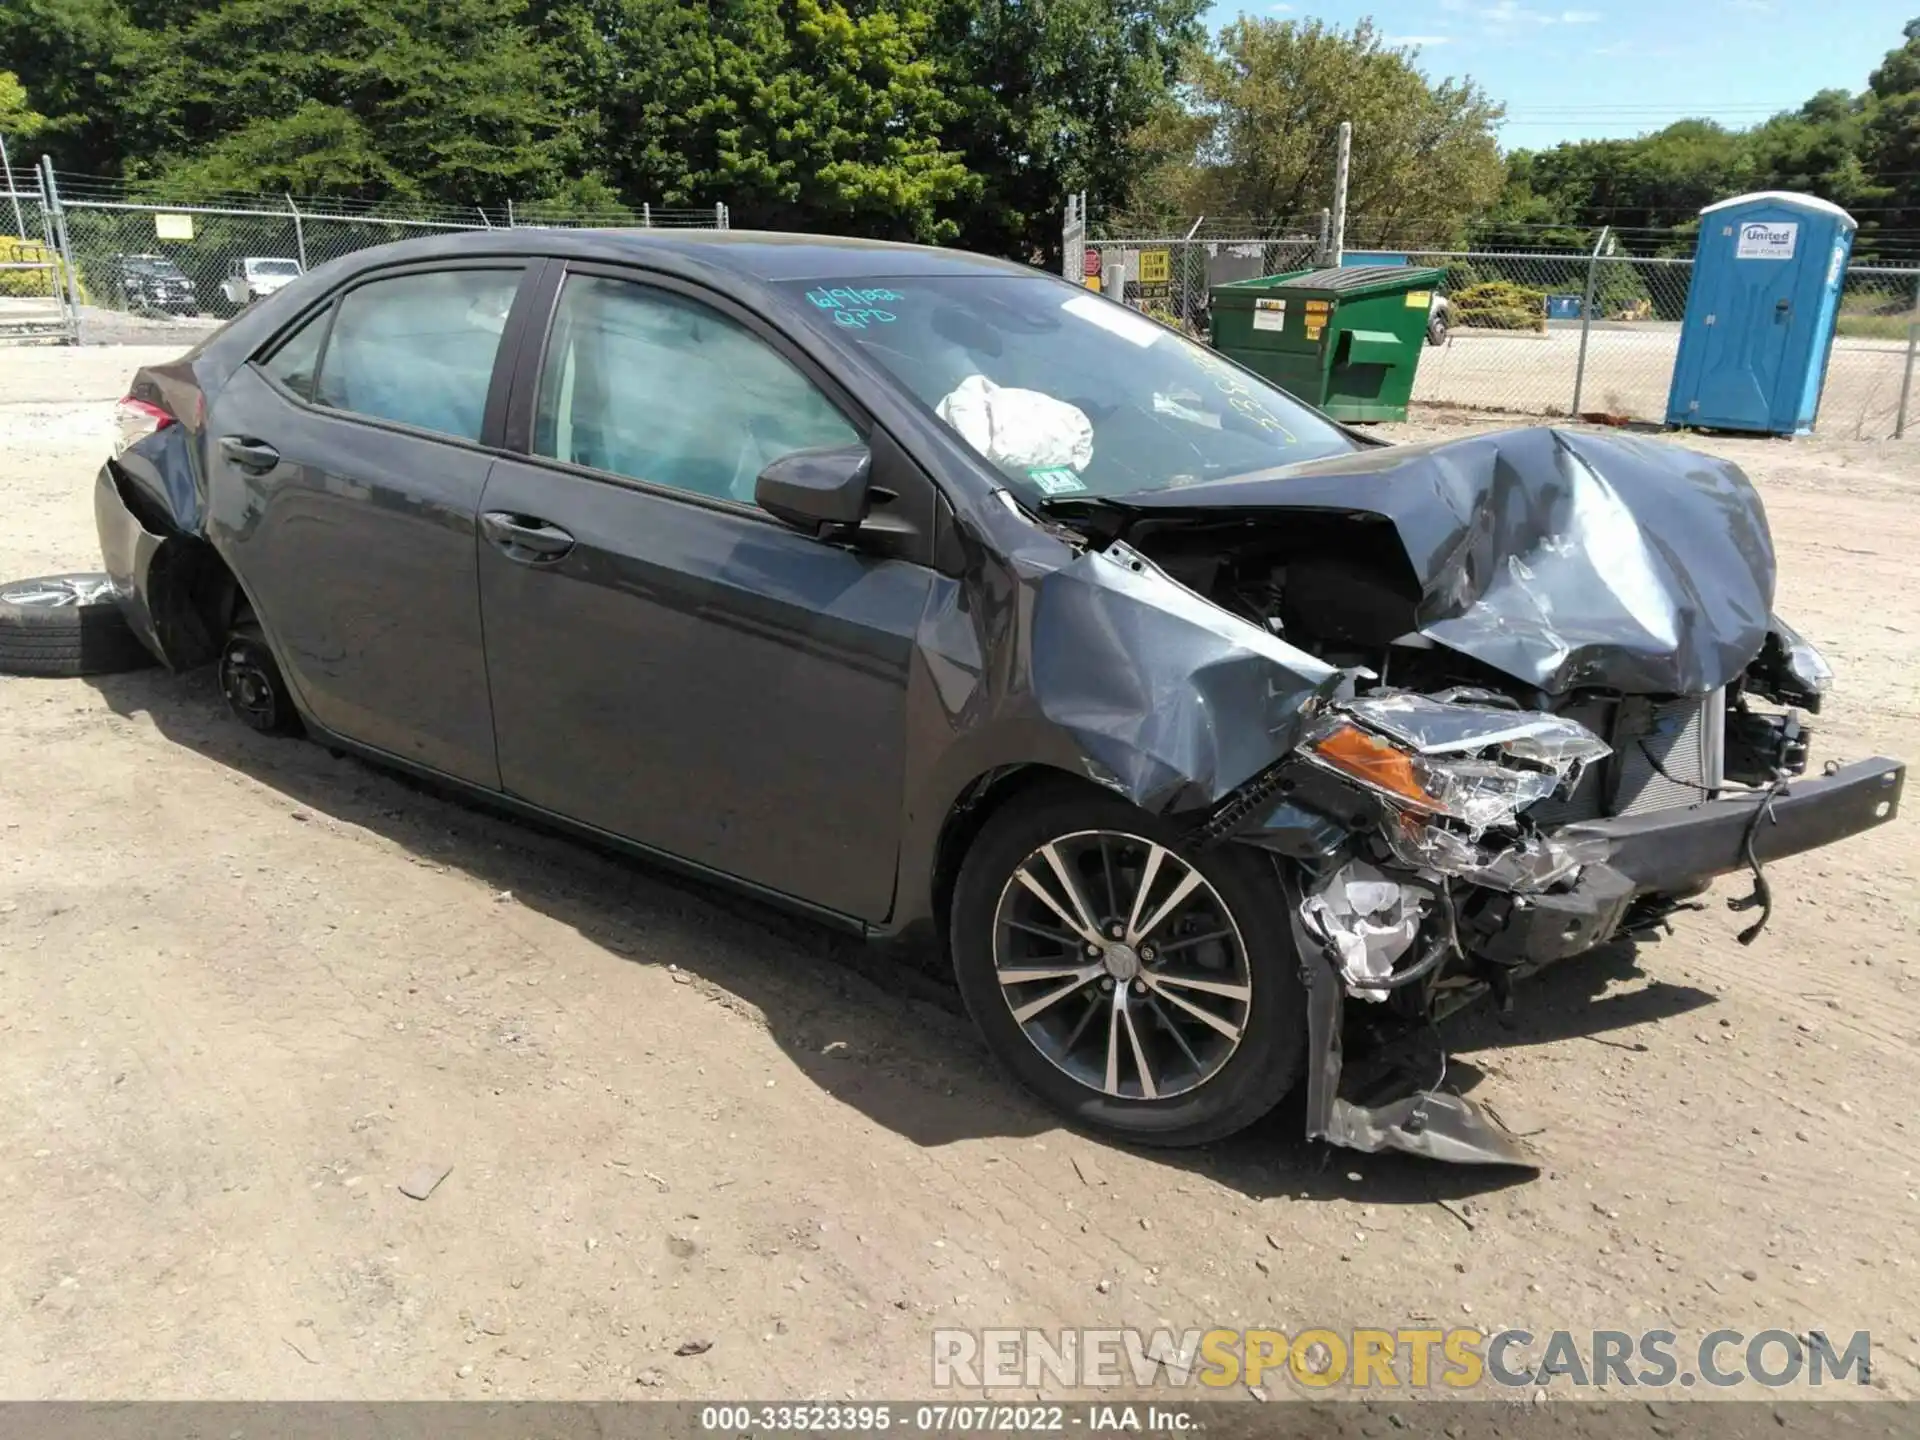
[950, 783, 1305, 1146]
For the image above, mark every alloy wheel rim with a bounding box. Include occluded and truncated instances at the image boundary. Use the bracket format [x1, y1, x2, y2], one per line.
[3, 577, 113, 608]
[991, 830, 1252, 1101]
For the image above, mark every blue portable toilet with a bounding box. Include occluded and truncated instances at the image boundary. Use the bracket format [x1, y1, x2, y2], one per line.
[1666, 191, 1856, 434]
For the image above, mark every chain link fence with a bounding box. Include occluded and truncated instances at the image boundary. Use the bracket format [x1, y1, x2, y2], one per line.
[1399, 250, 1698, 424]
[1079, 212, 1920, 440]
[10, 166, 729, 345]
[1825, 265, 1920, 439]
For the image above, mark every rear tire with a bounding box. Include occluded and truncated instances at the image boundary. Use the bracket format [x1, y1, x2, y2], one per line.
[0, 573, 155, 678]
[950, 782, 1306, 1147]
[1427, 313, 1448, 346]
[219, 621, 300, 735]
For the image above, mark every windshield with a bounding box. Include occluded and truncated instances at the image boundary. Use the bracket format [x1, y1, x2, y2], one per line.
[250, 259, 302, 277]
[776, 273, 1352, 500]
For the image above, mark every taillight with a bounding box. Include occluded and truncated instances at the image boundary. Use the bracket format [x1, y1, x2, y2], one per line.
[114, 396, 175, 457]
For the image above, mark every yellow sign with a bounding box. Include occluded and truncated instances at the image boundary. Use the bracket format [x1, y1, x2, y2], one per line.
[1406, 290, 1432, 308]
[1138, 250, 1171, 285]
[1084, 274, 1102, 293]
[154, 213, 194, 241]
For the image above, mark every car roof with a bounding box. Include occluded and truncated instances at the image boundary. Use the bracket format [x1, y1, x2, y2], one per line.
[324, 227, 1041, 285]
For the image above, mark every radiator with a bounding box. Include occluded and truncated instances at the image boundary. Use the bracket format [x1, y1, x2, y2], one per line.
[1525, 690, 1725, 825]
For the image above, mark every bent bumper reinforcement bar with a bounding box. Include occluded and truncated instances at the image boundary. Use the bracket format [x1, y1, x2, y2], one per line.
[1564, 757, 1904, 893]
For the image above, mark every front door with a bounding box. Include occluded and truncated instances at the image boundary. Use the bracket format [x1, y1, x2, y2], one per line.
[476, 271, 932, 921]
[208, 264, 526, 785]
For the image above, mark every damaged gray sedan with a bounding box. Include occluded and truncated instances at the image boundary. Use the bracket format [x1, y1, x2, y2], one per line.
[93, 231, 1905, 1162]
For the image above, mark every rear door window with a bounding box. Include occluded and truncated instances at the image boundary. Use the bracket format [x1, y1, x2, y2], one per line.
[262, 307, 328, 402]
[312, 269, 522, 442]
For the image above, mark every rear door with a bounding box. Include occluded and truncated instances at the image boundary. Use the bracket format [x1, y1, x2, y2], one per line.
[476, 266, 933, 921]
[206, 261, 535, 785]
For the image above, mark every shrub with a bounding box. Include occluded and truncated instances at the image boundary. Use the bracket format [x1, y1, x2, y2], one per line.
[1452, 279, 1547, 332]
[0, 233, 84, 300]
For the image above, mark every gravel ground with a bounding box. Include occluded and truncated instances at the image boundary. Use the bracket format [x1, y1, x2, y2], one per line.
[1, 345, 1916, 1407]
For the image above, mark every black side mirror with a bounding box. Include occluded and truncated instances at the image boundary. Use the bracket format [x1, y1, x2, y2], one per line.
[755, 444, 873, 536]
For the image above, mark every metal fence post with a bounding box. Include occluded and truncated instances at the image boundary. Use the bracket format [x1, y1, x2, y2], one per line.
[507, 198, 516, 228]
[1569, 225, 1610, 419]
[1328, 122, 1351, 267]
[38, 156, 80, 344]
[715, 201, 725, 229]
[285, 194, 308, 271]
[1898, 321, 1919, 440]
[643, 203, 652, 229]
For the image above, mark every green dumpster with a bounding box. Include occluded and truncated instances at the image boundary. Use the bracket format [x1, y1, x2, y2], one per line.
[1208, 265, 1444, 422]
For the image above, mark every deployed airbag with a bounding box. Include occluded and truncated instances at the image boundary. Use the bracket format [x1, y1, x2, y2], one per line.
[937, 375, 1094, 476]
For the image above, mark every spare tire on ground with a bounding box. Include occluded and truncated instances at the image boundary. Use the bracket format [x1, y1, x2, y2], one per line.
[0, 574, 156, 678]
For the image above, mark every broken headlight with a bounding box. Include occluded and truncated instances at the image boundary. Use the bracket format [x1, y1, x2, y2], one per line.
[1300, 694, 1612, 892]
[1303, 695, 1611, 830]
[1742, 616, 1832, 713]
[1778, 619, 1832, 696]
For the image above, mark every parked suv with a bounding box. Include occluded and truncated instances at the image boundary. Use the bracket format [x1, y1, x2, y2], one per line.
[109, 254, 197, 315]
[220, 256, 304, 310]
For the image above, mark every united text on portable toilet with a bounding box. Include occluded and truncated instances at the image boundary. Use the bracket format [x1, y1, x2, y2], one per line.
[1666, 191, 1856, 435]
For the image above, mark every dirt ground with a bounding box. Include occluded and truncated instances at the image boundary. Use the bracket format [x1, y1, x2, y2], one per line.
[1, 344, 1917, 1405]
[1411, 327, 1910, 439]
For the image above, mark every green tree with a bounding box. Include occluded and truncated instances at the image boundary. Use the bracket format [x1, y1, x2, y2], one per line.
[534, 0, 970, 240]
[1156, 19, 1505, 246]
[1498, 120, 1752, 245]
[0, 0, 148, 173]
[1864, 19, 1920, 234]
[928, 0, 1205, 260]
[0, 69, 46, 138]
[1748, 90, 1872, 207]
[125, 0, 579, 203]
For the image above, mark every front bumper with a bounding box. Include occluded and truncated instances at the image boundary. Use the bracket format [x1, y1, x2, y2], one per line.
[1470, 758, 1904, 966]
[1563, 757, 1904, 893]
[94, 461, 221, 670]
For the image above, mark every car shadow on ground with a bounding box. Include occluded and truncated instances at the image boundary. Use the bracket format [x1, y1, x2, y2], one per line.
[86, 663, 1717, 1209]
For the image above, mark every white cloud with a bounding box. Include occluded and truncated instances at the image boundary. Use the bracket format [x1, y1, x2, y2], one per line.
[1479, 2, 1546, 23]
[1267, 2, 1291, 10]
[1560, 8, 1602, 19]
[1388, 34, 1455, 46]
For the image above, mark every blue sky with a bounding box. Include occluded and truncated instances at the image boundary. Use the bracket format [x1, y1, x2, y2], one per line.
[1213, 1, 1913, 149]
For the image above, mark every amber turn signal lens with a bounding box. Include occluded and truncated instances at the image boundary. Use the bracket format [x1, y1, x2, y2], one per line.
[1309, 722, 1436, 810]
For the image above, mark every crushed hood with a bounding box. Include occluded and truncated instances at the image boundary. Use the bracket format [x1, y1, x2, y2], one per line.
[1093, 427, 1777, 696]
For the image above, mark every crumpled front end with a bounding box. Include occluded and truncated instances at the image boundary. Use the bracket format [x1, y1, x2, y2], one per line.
[1204, 675, 1901, 1166]
[998, 426, 1905, 1167]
